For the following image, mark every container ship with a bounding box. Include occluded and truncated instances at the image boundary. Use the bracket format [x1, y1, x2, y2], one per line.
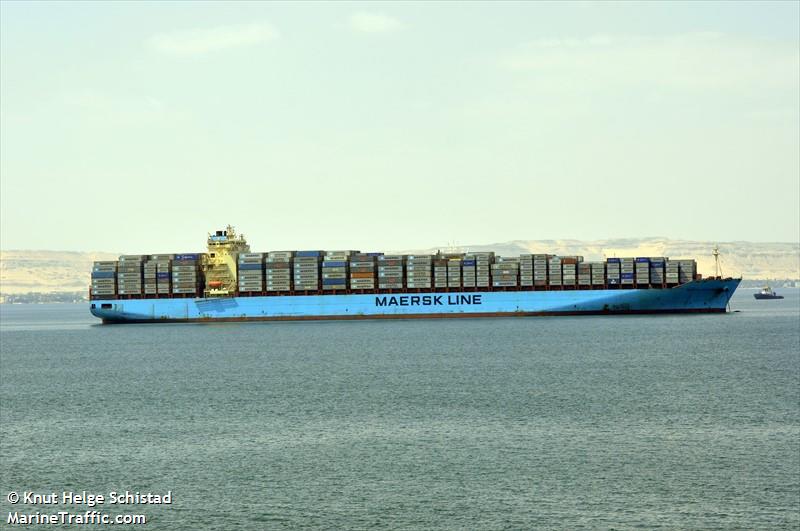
[89, 227, 740, 323]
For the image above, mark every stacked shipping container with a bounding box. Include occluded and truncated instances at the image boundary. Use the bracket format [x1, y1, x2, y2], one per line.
[520, 255, 534, 287]
[118, 256, 144, 295]
[607, 258, 621, 285]
[91, 261, 117, 297]
[649, 257, 665, 285]
[172, 254, 200, 295]
[462, 256, 476, 288]
[266, 252, 292, 292]
[621, 258, 635, 285]
[534, 255, 548, 286]
[635, 258, 650, 286]
[591, 262, 606, 285]
[91, 250, 701, 299]
[475, 253, 492, 288]
[150, 255, 172, 295]
[433, 258, 448, 289]
[143, 255, 172, 295]
[548, 257, 562, 286]
[447, 258, 462, 288]
[679, 260, 696, 284]
[578, 261, 592, 286]
[238, 253, 264, 293]
[562, 257, 581, 287]
[143, 259, 158, 296]
[666, 260, 680, 285]
[492, 257, 519, 287]
[322, 250, 352, 291]
[350, 254, 377, 290]
[378, 255, 404, 289]
[406, 255, 432, 289]
[294, 251, 321, 291]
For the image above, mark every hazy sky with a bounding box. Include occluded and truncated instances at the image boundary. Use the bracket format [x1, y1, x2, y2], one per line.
[1, 1, 798, 253]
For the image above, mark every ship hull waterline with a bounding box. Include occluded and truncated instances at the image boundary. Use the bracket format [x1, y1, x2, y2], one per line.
[90, 278, 740, 324]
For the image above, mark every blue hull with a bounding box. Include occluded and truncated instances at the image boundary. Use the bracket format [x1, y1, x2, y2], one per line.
[90, 279, 740, 323]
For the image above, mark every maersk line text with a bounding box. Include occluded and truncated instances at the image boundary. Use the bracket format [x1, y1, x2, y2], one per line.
[375, 295, 482, 307]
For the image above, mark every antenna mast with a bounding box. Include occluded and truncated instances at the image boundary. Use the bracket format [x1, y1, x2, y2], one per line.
[712, 245, 723, 278]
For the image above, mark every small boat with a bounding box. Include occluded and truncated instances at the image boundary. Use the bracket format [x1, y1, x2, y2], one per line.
[754, 286, 784, 300]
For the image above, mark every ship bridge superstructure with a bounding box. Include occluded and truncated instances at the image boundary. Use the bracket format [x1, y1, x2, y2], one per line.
[202, 225, 250, 297]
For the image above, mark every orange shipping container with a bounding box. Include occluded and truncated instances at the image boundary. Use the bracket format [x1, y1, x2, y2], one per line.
[351, 272, 375, 279]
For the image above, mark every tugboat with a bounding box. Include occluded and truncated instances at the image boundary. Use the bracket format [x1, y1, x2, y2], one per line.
[754, 286, 784, 300]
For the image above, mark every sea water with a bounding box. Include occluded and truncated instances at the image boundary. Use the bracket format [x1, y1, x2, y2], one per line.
[1, 289, 798, 529]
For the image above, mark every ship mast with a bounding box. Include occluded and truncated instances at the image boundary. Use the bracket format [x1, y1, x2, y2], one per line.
[712, 245, 723, 278]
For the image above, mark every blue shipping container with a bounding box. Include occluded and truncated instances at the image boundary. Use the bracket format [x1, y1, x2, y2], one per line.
[607, 258, 621, 263]
[621, 273, 635, 279]
[322, 279, 347, 286]
[91, 271, 116, 279]
[635, 257, 650, 263]
[295, 251, 321, 257]
[238, 263, 263, 270]
[175, 254, 198, 261]
[156, 272, 170, 279]
[322, 261, 347, 267]
[367, 252, 383, 257]
[462, 260, 476, 266]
